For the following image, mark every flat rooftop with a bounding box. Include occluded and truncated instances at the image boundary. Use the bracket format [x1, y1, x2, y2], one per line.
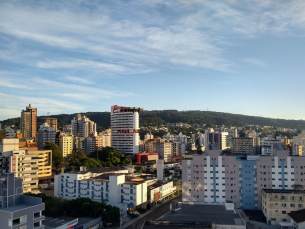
[89, 167, 127, 174]
[263, 189, 305, 194]
[65, 171, 90, 174]
[0, 203, 43, 213]
[160, 204, 245, 226]
[148, 180, 171, 189]
[43, 216, 77, 229]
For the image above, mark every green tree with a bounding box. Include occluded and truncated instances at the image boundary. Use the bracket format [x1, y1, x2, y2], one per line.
[134, 166, 143, 173]
[66, 150, 87, 170]
[81, 158, 102, 170]
[164, 168, 171, 177]
[43, 142, 63, 174]
[90, 147, 132, 167]
[173, 180, 179, 186]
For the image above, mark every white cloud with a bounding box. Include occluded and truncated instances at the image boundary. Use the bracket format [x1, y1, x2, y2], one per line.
[65, 76, 93, 85]
[243, 58, 269, 68]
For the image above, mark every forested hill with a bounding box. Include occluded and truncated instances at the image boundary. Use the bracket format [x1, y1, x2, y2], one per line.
[1, 110, 305, 130]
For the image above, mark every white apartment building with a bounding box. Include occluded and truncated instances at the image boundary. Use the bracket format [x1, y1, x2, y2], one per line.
[54, 171, 149, 216]
[37, 123, 55, 150]
[71, 114, 96, 138]
[144, 133, 154, 140]
[111, 106, 142, 154]
[59, 133, 73, 157]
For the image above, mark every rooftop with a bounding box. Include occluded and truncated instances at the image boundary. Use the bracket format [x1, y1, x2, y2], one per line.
[43, 216, 78, 229]
[65, 171, 90, 175]
[89, 166, 127, 174]
[263, 189, 305, 194]
[159, 204, 245, 226]
[288, 209, 305, 223]
[148, 180, 171, 189]
[0, 203, 43, 213]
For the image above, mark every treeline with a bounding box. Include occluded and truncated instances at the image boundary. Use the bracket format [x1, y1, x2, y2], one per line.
[1, 110, 305, 130]
[24, 193, 120, 225]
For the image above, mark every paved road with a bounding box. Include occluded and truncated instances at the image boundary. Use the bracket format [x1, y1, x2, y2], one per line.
[125, 194, 182, 229]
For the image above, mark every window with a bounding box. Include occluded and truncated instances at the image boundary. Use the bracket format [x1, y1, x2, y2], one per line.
[290, 196, 295, 200]
[291, 204, 295, 207]
[282, 211, 286, 214]
[298, 204, 303, 208]
[282, 204, 286, 207]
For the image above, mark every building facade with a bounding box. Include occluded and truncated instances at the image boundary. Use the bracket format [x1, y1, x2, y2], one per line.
[41, 117, 58, 131]
[20, 104, 37, 140]
[54, 171, 149, 216]
[182, 147, 305, 210]
[262, 189, 305, 225]
[71, 114, 96, 138]
[27, 150, 52, 180]
[232, 137, 260, 154]
[0, 173, 45, 229]
[111, 106, 142, 154]
[37, 123, 56, 150]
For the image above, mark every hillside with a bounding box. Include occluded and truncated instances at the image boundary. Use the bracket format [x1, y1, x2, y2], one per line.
[1, 110, 305, 130]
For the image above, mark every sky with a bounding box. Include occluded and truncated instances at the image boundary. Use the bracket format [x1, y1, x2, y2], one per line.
[1, 0, 305, 121]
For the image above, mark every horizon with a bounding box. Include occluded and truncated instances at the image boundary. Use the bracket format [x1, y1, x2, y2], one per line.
[1, 107, 304, 123]
[1, 1, 305, 121]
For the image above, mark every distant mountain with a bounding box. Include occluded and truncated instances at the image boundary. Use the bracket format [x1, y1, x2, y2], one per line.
[1, 110, 305, 130]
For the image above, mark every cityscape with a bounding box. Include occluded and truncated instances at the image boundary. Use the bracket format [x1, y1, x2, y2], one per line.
[1, 1, 305, 229]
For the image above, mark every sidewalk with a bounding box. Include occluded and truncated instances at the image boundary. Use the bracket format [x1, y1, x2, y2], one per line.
[119, 193, 181, 229]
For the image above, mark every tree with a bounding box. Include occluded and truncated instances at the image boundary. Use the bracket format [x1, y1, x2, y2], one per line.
[173, 180, 179, 186]
[164, 168, 171, 177]
[134, 166, 142, 173]
[66, 150, 87, 171]
[90, 147, 132, 167]
[81, 158, 102, 170]
[43, 142, 63, 174]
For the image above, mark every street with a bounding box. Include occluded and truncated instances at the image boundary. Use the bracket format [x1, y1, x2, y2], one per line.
[124, 194, 182, 229]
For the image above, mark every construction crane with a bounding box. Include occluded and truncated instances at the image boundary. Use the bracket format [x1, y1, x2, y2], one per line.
[47, 112, 50, 119]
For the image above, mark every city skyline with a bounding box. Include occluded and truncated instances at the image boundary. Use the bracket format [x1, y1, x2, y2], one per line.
[1, 0, 305, 121]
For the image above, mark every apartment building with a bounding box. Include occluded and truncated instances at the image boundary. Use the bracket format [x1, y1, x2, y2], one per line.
[41, 117, 58, 131]
[98, 129, 111, 147]
[232, 137, 260, 154]
[0, 173, 45, 229]
[208, 131, 228, 150]
[262, 189, 305, 225]
[54, 171, 149, 216]
[27, 150, 52, 180]
[20, 104, 37, 140]
[1, 139, 40, 192]
[58, 133, 73, 157]
[111, 106, 143, 154]
[37, 123, 56, 150]
[182, 146, 305, 210]
[0, 125, 21, 140]
[293, 130, 305, 155]
[172, 142, 186, 156]
[71, 114, 96, 138]
[154, 139, 172, 162]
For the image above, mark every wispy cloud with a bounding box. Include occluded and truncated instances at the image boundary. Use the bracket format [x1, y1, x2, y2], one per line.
[65, 76, 94, 85]
[243, 58, 269, 68]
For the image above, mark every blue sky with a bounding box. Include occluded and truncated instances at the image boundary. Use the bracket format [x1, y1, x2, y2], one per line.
[1, 0, 305, 121]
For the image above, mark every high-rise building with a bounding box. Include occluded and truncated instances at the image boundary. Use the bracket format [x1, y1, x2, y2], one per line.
[41, 117, 58, 131]
[37, 123, 56, 150]
[20, 104, 37, 140]
[98, 129, 112, 147]
[27, 150, 52, 180]
[182, 145, 305, 210]
[58, 133, 73, 157]
[0, 173, 45, 229]
[154, 139, 172, 162]
[111, 106, 143, 154]
[232, 137, 260, 154]
[71, 114, 96, 138]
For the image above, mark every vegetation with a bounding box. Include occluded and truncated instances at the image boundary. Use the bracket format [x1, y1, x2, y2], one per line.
[90, 147, 132, 167]
[134, 166, 143, 173]
[1, 110, 305, 130]
[43, 142, 63, 174]
[66, 150, 102, 171]
[24, 193, 120, 225]
[164, 168, 171, 177]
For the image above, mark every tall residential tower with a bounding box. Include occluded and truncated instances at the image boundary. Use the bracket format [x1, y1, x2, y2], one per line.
[20, 104, 37, 140]
[111, 106, 143, 154]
